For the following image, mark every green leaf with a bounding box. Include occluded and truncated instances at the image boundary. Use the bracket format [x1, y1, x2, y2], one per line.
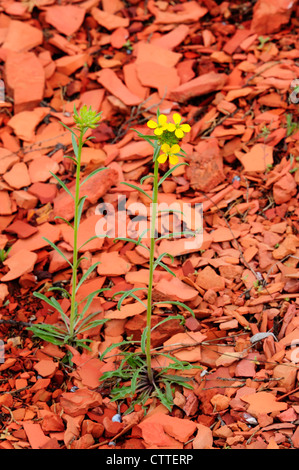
[99, 340, 140, 361]
[41, 237, 73, 268]
[140, 326, 148, 354]
[153, 383, 173, 411]
[50, 172, 75, 200]
[48, 286, 71, 299]
[77, 288, 110, 319]
[113, 236, 150, 251]
[155, 260, 176, 277]
[112, 287, 147, 310]
[76, 195, 87, 229]
[34, 292, 71, 332]
[158, 163, 188, 187]
[80, 167, 106, 187]
[78, 236, 100, 251]
[60, 122, 77, 137]
[63, 155, 78, 166]
[151, 314, 185, 332]
[27, 324, 67, 345]
[75, 261, 101, 293]
[71, 133, 79, 158]
[77, 318, 108, 334]
[53, 216, 74, 228]
[153, 252, 174, 270]
[121, 182, 153, 201]
[140, 174, 154, 184]
[153, 300, 195, 317]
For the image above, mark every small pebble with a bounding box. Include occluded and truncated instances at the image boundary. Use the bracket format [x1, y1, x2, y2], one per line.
[112, 413, 122, 423]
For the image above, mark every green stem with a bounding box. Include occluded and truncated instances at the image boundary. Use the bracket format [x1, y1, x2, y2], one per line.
[146, 157, 159, 383]
[69, 130, 84, 338]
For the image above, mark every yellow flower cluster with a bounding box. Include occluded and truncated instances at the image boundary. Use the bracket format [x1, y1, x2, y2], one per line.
[147, 113, 191, 165]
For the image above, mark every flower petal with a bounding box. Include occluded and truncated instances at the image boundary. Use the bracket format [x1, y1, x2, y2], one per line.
[161, 143, 170, 153]
[169, 154, 179, 165]
[181, 123, 191, 133]
[175, 128, 184, 139]
[154, 128, 164, 136]
[167, 123, 176, 132]
[173, 113, 181, 125]
[147, 120, 157, 129]
[158, 154, 167, 164]
[158, 114, 167, 125]
[170, 144, 181, 154]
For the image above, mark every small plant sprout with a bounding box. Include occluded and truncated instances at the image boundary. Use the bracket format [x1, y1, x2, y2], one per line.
[99, 110, 201, 413]
[0, 245, 12, 264]
[257, 36, 270, 50]
[27, 106, 109, 353]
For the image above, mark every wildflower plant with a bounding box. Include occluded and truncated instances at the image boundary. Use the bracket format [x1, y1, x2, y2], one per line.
[99, 110, 202, 412]
[27, 106, 109, 352]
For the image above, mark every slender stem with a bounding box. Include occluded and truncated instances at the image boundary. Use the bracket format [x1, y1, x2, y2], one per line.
[69, 130, 84, 338]
[146, 157, 159, 383]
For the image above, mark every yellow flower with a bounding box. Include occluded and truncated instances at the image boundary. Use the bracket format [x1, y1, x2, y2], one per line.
[147, 114, 168, 136]
[157, 143, 180, 165]
[167, 113, 191, 139]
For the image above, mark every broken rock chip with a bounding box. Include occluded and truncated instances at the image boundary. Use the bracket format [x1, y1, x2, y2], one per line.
[138, 412, 197, 446]
[167, 71, 227, 102]
[45, 5, 86, 36]
[1, 249, 37, 281]
[273, 172, 297, 204]
[185, 138, 225, 192]
[241, 391, 288, 418]
[251, 0, 295, 34]
[60, 388, 102, 417]
[196, 266, 225, 291]
[3, 20, 43, 53]
[4, 51, 45, 113]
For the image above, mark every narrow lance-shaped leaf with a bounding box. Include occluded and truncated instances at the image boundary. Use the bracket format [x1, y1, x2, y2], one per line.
[140, 174, 154, 184]
[120, 182, 153, 201]
[158, 163, 188, 187]
[64, 155, 78, 166]
[60, 121, 77, 137]
[76, 195, 87, 230]
[71, 133, 78, 158]
[151, 314, 185, 332]
[48, 286, 71, 299]
[80, 167, 107, 187]
[112, 287, 147, 311]
[41, 237, 73, 268]
[50, 172, 75, 200]
[54, 216, 74, 228]
[153, 300, 195, 317]
[141, 326, 148, 354]
[75, 261, 101, 293]
[99, 340, 141, 361]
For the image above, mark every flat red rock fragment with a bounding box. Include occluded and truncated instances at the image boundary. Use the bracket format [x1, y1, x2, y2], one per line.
[4, 51, 45, 113]
[91, 7, 129, 30]
[97, 69, 142, 106]
[251, 0, 295, 34]
[1, 249, 37, 281]
[168, 72, 227, 102]
[2, 20, 43, 52]
[147, 1, 208, 24]
[45, 5, 86, 36]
